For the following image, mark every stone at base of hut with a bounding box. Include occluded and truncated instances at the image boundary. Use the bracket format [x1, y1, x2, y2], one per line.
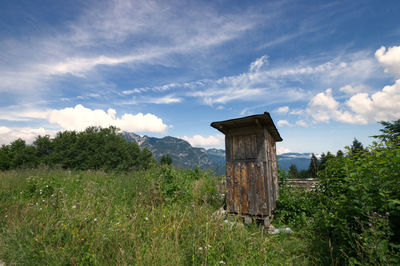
[268, 224, 276, 232]
[268, 227, 293, 234]
[244, 215, 253, 225]
[212, 207, 227, 219]
[263, 217, 270, 227]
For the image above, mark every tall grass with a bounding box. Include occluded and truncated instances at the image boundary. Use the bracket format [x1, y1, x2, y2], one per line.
[0, 168, 311, 265]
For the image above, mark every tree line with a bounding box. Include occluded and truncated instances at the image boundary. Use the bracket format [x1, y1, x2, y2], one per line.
[0, 126, 155, 171]
[287, 137, 368, 179]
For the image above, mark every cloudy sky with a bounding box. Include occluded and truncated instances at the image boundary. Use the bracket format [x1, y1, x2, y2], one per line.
[1, 0, 400, 154]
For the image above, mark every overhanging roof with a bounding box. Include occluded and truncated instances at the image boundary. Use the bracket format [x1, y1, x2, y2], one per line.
[210, 112, 283, 142]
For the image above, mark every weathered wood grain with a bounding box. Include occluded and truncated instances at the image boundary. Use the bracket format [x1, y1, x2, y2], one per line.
[212, 112, 281, 219]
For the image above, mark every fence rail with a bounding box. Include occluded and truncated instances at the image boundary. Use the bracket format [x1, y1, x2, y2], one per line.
[282, 178, 318, 191]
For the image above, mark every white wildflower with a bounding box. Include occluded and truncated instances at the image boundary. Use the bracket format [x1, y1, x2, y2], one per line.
[72, 205, 76, 209]
[94, 218, 97, 222]
[198, 247, 203, 250]
[145, 217, 149, 221]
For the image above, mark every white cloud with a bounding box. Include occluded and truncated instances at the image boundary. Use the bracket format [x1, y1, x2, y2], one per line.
[182, 134, 224, 148]
[240, 107, 250, 116]
[122, 83, 181, 95]
[305, 88, 368, 124]
[277, 120, 292, 127]
[263, 51, 377, 84]
[44, 55, 140, 76]
[305, 79, 400, 124]
[276, 106, 289, 114]
[42, 0, 258, 77]
[143, 95, 182, 104]
[48, 104, 168, 133]
[0, 109, 49, 121]
[375, 45, 400, 77]
[179, 50, 376, 106]
[249, 55, 269, 72]
[306, 88, 339, 123]
[289, 109, 304, 115]
[346, 79, 400, 122]
[0, 126, 57, 145]
[276, 145, 291, 155]
[119, 94, 182, 105]
[339, 84, 370, 94]
[296, 120, 307, 127]
[189, 87, 265, 105]
[0, 0, 260, 98]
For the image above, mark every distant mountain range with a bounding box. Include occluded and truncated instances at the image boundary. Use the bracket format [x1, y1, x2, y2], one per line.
[123, 132, 225, 173]
[276, 153, 314, 171]
[123, 132, 312, 174]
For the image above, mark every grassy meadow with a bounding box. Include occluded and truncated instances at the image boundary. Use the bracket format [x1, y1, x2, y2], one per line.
[0, 168, 311, 265]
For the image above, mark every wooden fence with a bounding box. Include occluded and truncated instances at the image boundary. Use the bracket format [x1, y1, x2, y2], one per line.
[282, 178, 318, 191]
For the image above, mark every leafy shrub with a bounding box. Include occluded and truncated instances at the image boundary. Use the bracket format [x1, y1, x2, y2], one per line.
[159, 166, 187, 204]
[312, 140, 400, 265]
[192, 173, 223, 208]
[0, 126, 155, 171]
[274, 170, 318, 227]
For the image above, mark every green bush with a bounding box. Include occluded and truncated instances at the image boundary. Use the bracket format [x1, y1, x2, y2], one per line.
[0, 126, 155, 171]
[275, 170, 319, 227]
[274, 135, 400, 264]
[312, 140, 400, 265]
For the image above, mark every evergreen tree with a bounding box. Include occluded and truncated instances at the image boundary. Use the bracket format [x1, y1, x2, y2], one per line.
[373, 119, 400, 144]
[298, 169, 310, 179]
[138, 148, 155, 169]
[308, 153, 319, 178]
[288, 164, 299, 179]
[350, 138, 364, 156]
[9, 139, 36, 168]
[33, 135, 53, 165]
[0, 144, 10, 170]
[319, 152, 327, 171]
[160, 154, 173, 166]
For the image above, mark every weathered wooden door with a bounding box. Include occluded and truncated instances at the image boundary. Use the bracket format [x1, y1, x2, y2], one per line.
[225, 133, 273, 216]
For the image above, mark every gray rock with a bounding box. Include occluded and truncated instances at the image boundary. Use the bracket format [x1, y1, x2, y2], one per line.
[268, 227, 293, 234]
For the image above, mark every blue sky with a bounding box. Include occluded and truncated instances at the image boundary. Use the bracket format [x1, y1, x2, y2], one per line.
[1, 0, 400, 154]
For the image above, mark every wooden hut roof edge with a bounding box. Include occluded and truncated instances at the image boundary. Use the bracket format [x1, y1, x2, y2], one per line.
[210, 112, 283, 142]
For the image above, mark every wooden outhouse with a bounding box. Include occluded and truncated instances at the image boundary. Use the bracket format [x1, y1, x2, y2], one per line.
[211, 112, 282, 225]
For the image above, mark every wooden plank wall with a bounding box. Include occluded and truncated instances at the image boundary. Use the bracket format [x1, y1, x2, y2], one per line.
[265, 129, 279, 206]
[226, 161, 270, 216]
[224, 126, 279, 217]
